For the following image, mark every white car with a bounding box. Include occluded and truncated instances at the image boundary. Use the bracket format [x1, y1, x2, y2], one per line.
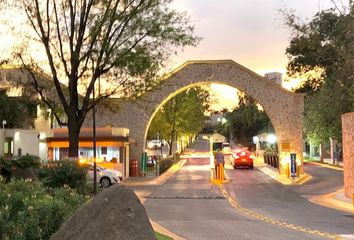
[147, 139, 162, 149]
[88, 165, 123, 188]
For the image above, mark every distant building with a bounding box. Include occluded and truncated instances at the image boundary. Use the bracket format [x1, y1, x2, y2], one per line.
[264, 72, 282, 85]
[0, 129, 43, 158]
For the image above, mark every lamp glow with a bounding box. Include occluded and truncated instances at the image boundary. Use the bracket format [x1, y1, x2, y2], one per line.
[267, 134, 277, 144]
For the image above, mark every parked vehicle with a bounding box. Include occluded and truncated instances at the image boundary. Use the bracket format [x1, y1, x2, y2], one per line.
[88, 165, 123, 188]
[222, 142, 232, 155]
[147, 139, 162, 149]
[232, 149, 254, 169]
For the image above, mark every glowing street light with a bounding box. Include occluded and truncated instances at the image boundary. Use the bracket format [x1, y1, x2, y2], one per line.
[267, 134, 277, 144]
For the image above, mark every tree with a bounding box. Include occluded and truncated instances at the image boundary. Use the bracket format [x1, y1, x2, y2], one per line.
[3, 0, 199, 157]
[147, 87, 209, 155]
[283, 2, 354, 144]
[218, 94, 271, 148]
[0, 91, 37, 128]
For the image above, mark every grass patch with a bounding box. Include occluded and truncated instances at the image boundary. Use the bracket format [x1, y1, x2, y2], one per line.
[156, 232, 174, 240]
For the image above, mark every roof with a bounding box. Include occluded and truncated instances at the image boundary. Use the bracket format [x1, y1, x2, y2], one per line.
[46, 127, 134, 143]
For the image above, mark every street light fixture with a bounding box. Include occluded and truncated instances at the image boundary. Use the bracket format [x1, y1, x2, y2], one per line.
[2, 120, 6, 130]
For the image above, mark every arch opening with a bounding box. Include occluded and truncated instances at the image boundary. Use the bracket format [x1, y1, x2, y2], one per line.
[145, 83, 278, 161]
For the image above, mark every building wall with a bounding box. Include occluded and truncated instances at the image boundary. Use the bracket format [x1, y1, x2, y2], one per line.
[84, 60, 305, 176]
[13, 130, 40, 157]
[342, 112, 354, 198]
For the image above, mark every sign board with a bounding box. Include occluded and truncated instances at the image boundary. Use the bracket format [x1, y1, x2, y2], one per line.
[290, 153, 297, 178]
[281, 141, 290, 152]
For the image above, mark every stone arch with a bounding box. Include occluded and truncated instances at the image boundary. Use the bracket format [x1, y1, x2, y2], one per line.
[92, 60, 305, 175]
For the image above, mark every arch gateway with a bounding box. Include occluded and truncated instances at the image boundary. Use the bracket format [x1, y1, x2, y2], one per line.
[90, 60, 305, 176]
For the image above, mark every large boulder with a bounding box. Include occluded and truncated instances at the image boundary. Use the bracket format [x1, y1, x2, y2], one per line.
[51, 184, 156, 240]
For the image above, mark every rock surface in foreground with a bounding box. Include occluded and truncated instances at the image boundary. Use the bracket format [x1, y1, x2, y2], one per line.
[51, 184, 156, 240]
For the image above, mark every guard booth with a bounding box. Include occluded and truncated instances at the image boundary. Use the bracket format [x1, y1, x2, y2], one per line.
[45, 127, 134, 179]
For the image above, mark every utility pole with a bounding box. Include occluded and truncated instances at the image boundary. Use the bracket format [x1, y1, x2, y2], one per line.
[93, 83, 97, 195]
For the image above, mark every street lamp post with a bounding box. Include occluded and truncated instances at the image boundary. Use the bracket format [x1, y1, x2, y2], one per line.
[2, 120, 6, 130]
[93, 83, 97, 195]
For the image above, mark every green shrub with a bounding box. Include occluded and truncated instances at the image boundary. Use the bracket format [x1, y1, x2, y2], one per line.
[0, 178, 88, 240]
[0, 157, 12, 182]
[13, 155, 41, 169]
[0, 155, 41, 182]
[38, 160, 89, 193]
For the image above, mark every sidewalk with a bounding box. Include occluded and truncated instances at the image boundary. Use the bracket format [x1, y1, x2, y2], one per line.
[257, 161, 353, 214]
[309, 188, 353, 214]
[122, 160, 187, 240]
[255, 163, 312, 185]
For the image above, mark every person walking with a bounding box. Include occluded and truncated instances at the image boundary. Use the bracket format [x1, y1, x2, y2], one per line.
[215, 149, 225, 179]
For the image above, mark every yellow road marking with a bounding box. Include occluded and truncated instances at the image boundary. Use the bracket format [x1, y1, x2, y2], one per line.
[218, 181, 342, 240]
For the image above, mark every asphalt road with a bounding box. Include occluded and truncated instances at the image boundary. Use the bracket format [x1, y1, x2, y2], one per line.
[225, 165, 354, 236]
[142, 140, 354, 239]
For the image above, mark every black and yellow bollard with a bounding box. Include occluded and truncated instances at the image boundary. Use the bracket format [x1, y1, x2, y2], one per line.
[218, 163, 224, 181]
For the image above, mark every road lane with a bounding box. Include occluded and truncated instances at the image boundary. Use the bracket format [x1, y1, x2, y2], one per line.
[225, 165, 354, 236]
[143, 154, 327, 239]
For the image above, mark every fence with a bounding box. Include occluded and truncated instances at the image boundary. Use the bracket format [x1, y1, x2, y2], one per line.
[141, 154, 180, 177]
[263, 152, 279, 169]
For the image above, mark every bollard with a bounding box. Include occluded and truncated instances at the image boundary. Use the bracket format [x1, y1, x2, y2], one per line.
[220, 164, 224, 181]
[217, 163, 224, 181]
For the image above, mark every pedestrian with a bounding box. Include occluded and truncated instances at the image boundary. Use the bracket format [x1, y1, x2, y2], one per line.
[215, 149, 225, 179]
[215, 149, 225, 167]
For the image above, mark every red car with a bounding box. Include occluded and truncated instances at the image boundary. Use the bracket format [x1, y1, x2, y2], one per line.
[232, 149, 254, 169]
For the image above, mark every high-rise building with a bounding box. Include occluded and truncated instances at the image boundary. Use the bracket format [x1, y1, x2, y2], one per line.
[264, 72, 282, 85]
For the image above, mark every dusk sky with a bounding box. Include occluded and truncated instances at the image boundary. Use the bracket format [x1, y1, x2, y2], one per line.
[168, 0, 339, 110]
[170, 0, 337, 76]
[0, 0, 340, 110]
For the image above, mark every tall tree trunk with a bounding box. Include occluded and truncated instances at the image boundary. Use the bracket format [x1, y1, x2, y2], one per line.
[320, 143, 325, 162]
[169, 123, 176, 156]
[67, 115, 81, 158]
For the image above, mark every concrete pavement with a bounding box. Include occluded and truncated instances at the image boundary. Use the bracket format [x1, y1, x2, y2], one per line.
[256, 162, 354, 213]
[126, 139, 353, 239]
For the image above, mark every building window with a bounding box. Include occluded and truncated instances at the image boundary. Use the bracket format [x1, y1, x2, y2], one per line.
[18, 148, 22, 156]
[101, 147, 107, 155]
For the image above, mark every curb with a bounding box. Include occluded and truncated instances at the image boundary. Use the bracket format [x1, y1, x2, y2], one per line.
[256, 164, 312, 185]
[124, 159, 187, 187]
[306, 161, 343, 171]
[219, 184, 342, 240]
[151, 220, 186, 240]
[309, 189, 353, 214]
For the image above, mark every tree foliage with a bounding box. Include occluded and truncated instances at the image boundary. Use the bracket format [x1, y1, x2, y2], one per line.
[0, 91, 37, 128]
[147, 87, 209, 154]
[3, 0, 199, 157]
[283, 2, 354, 144]
[219, 100, 271, 148]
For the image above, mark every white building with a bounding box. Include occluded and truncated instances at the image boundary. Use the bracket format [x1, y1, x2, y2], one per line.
[0, 129, 46, 158]
[264, 72, 282, 85]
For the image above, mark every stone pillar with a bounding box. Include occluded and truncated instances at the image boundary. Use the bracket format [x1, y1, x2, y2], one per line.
[342, 112, 354, 199]
[330, 137, 338, 164]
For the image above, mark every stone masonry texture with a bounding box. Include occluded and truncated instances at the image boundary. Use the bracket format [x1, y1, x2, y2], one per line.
[84, 60, 305, 174]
